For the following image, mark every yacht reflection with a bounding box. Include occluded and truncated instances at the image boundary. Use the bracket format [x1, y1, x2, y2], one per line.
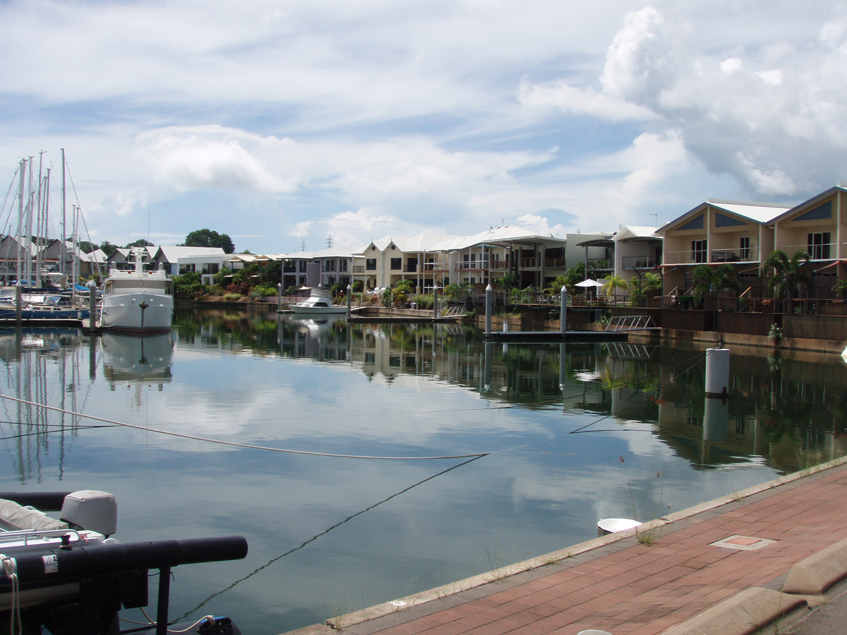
[102, 332, 174, 389]
[280, 315, 348, 362]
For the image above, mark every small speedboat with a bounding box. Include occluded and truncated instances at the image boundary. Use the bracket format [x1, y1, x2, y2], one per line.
[290, 288, 347, 314]
[0, 490, 247, 634]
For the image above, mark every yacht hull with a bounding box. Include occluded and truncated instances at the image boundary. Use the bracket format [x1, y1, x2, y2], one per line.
[100, 292, 174, 333]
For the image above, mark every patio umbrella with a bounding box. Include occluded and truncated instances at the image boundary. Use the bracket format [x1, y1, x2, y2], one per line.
[575, 279, 604, 288]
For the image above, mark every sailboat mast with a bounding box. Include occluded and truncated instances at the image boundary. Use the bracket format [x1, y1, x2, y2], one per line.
[34, 152, 44, 290]
[24, 157, 35, 288]
[43, 168, 50, 288]
[61, 148, 66, 282]
[16, 158, 25, 285]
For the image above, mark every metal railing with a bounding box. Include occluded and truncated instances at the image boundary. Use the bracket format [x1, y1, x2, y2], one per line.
[621, 256, 660, 269]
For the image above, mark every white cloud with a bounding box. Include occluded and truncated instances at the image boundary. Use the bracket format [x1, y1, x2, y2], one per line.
[721, 57, 743, 74]
[515, 214, 567, 237]
[2, 1, 847, 252]
[137, 126, 299, 193]
[518, 77, 657, 121]
[290, 221, 313, 239]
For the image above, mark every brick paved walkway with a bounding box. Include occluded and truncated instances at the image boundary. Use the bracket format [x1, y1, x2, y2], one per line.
[323, 462, 847, 635]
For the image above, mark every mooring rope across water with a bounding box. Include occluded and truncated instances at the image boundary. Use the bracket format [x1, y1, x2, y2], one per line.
[0, 393, 488, 461]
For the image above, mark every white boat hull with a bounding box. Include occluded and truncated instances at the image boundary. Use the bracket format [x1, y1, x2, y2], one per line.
[290, 305, 347, 314]
[100, 292, 174, 332]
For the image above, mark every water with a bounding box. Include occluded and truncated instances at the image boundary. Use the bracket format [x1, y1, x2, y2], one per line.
[0, 308, 844, 634]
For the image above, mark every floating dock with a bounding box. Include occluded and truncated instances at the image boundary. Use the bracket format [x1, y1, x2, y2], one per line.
[484, 330, 631, 343]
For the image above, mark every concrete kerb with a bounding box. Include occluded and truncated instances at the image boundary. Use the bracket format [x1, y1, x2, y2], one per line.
[283, 455, 847, 635]
[783, 537, 847, 596]
[660, 588, 807, 635]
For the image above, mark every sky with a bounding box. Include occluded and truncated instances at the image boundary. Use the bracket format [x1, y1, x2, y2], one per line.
[0, 0, 846, 255]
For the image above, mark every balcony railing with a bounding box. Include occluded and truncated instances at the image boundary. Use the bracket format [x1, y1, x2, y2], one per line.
[621, 256, 660, 270]
[782, 243, 836, 261]
[352, 266, 365, 273]
[663, 247, 760, 266]
[544, 258, 567, 268]
[458, 261, 489, 271]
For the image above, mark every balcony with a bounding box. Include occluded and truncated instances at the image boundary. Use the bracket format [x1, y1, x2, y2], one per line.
[782, 243, 836, 261]
[621, 256, 660, 270]
[458, 261, 489, 271]
[352, 266, 365, 274]
[544, 258, 567, 268]
[663, 247, 760, 266]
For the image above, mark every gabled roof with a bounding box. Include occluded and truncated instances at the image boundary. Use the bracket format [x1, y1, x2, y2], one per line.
[613, 226, 662, 242]
[154, 246, 225, 262]
[658, 200, 791, 233]
[769, 184, 847, 225]
[435, 225, 564, 251]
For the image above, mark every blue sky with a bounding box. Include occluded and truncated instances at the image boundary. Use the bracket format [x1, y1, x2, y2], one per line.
[0, 0, 845, 254]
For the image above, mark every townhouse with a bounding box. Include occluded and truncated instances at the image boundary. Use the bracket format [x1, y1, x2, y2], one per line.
[657, 200, 790, 297]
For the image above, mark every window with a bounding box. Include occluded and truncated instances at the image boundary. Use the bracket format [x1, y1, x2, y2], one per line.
[366, 259, 377, 271]
[808, 232, 831, 260]
[339, 260, 348, 272]
[390, 258, 401, 270]
[691, 240, 707, 263]
[299, 261, 307, 272]
[739, 237, 750, 260]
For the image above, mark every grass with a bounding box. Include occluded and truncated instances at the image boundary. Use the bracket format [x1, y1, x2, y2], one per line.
[635, 526, 662, 546]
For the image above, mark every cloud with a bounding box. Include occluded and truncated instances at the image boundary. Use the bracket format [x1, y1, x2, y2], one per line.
[515, 213, 568, 237]
[290, 221, 313, 239]
[518, 77, 657, 121]
[585, 5, 847, 197]
[137, 126, 299, 193]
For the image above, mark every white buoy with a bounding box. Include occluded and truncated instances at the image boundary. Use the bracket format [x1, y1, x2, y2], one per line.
[705, 347, 730, 397]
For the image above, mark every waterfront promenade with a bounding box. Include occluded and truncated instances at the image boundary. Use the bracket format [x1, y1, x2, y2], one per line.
[286, 457, 847, 635]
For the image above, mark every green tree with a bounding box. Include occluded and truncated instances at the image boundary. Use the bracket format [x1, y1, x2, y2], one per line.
[125, 239, 154, 249]
[762, 249, 811, 301]
[98, 241, 118, 258]
[602, 274, 629, 300]
[172, 271, 205, 299]
[184, 229, 235, 254]
[691, 263, 741, 306]
[642, 272, 662, 296]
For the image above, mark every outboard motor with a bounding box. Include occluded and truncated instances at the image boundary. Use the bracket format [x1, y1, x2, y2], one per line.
[60, 490, 118, 537]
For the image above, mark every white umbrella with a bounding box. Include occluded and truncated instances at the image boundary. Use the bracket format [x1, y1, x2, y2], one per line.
[575, 279, 604, 288]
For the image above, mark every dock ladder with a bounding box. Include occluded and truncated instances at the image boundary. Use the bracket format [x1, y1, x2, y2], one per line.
[605, 315, 656, 331]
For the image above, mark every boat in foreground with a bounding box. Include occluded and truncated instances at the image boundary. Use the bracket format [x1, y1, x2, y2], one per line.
[290, 287, 347, 314]
[100, 248, 174, 332]
[0, 490, 246, 634]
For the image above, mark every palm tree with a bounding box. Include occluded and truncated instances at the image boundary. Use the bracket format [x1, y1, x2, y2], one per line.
[642, 272, 663, 297]
[762, 249, 811, 304]
[691, 264, 741, 307]
[603, 275, 629, 302]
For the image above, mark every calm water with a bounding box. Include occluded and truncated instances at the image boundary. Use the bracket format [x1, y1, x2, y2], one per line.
[0, 308, 844, 634]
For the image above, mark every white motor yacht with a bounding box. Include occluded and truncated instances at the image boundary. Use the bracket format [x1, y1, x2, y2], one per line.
[290, 287, 347, 314]
[100, 248, 174, 332]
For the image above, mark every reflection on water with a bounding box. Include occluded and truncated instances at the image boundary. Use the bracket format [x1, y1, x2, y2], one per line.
[103, 332, 174, 386]
[0, 310, 844, 633]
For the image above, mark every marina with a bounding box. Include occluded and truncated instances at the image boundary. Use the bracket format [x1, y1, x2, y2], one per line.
[0, 310, 843, 633]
